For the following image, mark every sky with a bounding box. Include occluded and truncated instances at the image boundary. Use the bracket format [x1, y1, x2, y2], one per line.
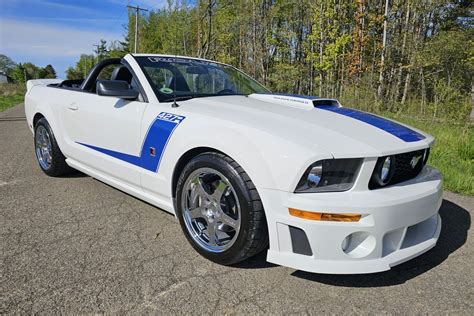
[0, 0, 167, 78]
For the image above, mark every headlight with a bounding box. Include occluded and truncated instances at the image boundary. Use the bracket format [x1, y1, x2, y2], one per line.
[307, 161, 323, 187]
[295, 158, 363, 193]
[371, 155, 395, 187]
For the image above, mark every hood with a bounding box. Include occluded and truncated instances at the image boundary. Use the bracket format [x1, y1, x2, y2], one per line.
[180, 94, 433, 158]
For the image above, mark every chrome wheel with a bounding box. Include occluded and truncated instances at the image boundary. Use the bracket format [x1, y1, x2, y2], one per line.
[181, 168, 241, 253]
[35, 125, 52, 170]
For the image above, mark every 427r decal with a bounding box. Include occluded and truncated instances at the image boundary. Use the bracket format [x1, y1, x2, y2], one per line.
[77, 112, 185, 172]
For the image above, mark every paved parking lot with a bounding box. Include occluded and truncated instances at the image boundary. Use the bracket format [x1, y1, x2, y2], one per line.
[1, 104, 473, 313]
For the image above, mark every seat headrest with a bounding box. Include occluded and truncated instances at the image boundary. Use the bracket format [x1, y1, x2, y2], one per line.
[111, 65, 133, 83]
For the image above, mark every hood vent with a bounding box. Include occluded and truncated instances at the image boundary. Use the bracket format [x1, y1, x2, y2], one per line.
[312, 99, 340, 107]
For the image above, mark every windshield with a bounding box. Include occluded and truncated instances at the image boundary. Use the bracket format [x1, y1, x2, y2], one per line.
[135, 56, 270, 102]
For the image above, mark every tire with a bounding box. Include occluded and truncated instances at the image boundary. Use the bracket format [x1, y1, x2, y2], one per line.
[34, 117, 72, 177]
[175, 152, 268, 265]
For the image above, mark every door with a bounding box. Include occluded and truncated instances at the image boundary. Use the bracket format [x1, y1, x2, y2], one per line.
[62, 90, 147, 188]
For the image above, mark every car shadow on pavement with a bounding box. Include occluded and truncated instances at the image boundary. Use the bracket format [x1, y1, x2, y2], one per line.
[60, 170, 89, 178]
[290, 199, 470, 287]
[233, 251, 278, 269]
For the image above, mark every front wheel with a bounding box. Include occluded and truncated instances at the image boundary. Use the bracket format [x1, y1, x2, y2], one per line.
[175, 152, 268, 265]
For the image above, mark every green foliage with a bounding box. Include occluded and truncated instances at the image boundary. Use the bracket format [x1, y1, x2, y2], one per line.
[5, 60, 57, 83]
[43, 65, 57, 79]
[66, 40, 128, 80]
[93, 39, 109, 60]
[417, 29, 474, 95]
[0, 83, 25, 112]
[116, 0, 472, 123]
[66, 54, 95, 80]
[8, 64, 26, 83]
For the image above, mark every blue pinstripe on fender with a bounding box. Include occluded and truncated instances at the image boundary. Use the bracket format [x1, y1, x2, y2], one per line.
[77, 112, 185, 172]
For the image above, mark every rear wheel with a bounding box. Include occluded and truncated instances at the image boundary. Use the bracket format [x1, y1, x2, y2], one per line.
[34, 118, 72, 176]
[176, 152, 268, 265]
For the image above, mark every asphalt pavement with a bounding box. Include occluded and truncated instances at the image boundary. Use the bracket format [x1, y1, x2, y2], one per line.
[1, 104, 473, 314]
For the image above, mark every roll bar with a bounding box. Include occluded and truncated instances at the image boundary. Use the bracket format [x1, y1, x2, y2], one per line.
[80, 58, 122, 91]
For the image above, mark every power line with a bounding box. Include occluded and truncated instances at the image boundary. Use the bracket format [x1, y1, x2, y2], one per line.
[127, 5, 148, 54]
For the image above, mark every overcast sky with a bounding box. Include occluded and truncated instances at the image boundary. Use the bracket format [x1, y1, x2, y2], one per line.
[0, 0, 167, 78]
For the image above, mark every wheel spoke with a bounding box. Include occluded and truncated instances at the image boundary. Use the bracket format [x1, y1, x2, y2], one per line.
[207, 223, 217, 246]
[189, 184, 201, 206]
[41, 129, 47, 145]
[188, 206, 205, 219]
[194, 177, 210, 199]
[211, 180, 228, 202]
[220, 212, 239, 229]
[45, 152, 52, 164]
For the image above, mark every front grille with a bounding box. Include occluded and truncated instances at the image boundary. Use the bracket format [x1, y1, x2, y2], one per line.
[369, 149, 428, 189]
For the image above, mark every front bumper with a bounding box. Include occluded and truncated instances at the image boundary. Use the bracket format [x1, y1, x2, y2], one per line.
[260, 166, 442, 274]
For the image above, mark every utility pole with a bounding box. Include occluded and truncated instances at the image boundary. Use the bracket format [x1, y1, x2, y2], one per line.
[127, 5, 148, 53]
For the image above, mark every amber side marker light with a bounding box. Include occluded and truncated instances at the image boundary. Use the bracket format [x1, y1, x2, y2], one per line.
[289, 208, 361, 222]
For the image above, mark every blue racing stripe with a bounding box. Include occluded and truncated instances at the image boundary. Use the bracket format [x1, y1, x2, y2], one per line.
[316, 105, 425, 142]
[77, 112, 185, 172]
[76, 143, 142, 165]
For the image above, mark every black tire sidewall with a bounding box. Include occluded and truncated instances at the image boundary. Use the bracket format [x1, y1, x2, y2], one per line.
[175, 153, 255, 265]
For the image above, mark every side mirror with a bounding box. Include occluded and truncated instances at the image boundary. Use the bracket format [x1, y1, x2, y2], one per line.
[96, 80, 139, 100]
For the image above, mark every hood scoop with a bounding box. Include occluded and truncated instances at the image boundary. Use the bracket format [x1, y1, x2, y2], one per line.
[249, 93, 340, 110]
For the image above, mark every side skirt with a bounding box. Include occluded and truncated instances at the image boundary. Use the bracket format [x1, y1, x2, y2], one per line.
[65, 158, 176, 216]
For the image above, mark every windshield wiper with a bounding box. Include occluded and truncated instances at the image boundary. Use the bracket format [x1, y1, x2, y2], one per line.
[163, 95, 196, 102]
[162, 93, 214, 102]
[162, 93, 247, 103]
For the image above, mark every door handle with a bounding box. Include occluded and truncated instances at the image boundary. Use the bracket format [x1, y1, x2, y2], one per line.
[67, 103, 79, 111]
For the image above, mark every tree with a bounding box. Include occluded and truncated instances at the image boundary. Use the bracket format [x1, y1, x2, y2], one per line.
[43, 65, 57, 79]
[94, 39, 109, 61]
[8, 64, 27, 83]
[0, 54, 16, 73]
[66, 54, 95, 80]
[59, 0, 472, 120]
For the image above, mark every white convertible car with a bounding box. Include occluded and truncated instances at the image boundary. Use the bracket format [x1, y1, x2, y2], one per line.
[25, 54, 442, 274]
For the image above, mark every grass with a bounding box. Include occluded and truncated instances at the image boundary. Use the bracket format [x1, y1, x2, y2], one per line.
[0, 83, 25, 112]
[385, 113, 473, 196]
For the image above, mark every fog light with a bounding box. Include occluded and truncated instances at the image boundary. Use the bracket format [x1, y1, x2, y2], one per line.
[341, 231, 376, 258]
[341, 235, 351, 252]
[289, 208, 361, 222]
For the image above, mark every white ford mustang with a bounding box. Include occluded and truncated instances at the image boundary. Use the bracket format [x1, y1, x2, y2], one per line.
[25, 54, 442, 274]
